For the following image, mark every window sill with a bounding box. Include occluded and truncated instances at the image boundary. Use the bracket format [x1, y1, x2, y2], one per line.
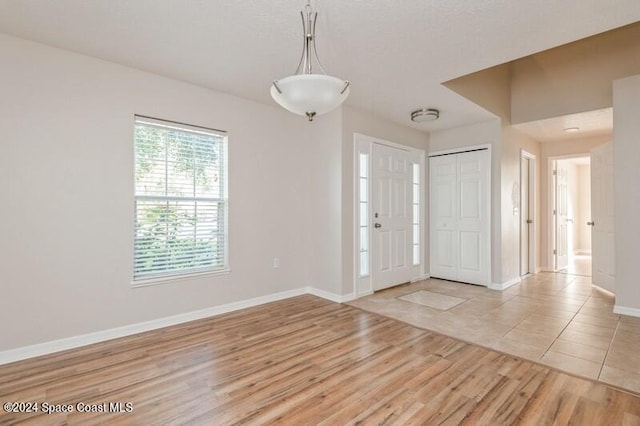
[131, 268, 231, 288]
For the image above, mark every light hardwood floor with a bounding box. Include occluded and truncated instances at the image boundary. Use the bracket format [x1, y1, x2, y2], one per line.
[1, 295, 639, 425]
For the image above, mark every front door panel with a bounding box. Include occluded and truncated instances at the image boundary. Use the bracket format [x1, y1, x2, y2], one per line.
[372, 143, 412, 290]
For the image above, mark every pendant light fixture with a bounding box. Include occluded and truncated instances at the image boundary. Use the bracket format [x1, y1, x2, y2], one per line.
[271, 0, 350, 121]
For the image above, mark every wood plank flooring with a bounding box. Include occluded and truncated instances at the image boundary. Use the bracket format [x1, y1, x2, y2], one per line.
[1, 295, 639, 425]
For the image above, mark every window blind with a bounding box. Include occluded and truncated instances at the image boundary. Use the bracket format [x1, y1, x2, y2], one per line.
[133, 116, 228, 280]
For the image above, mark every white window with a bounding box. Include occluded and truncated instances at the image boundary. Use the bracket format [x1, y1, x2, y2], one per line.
[133, 116, 228, 282]
[358, 152, 369, 277]
[412, 163, 420, 266]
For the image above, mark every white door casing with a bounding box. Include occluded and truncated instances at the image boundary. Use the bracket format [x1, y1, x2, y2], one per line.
[591, 142, 615, 293]
[371, 143, 412, 290]
[555, 162, 569, 270]
[430, 149, 491, 286]
[520, 151, 536, 276]
[521, 157, 530, 276]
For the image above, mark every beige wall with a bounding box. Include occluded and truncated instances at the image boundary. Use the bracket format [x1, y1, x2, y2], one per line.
[511, 23, 640, 124]
[444, 64, 511, 121]
[539, 136, 609, 269]
[340, 106, 428, 295]
[0, 34, 342, 352]
[0, 33, 429, 353]
[613, 74, 640, 313]
[442, 60, 546, 285]
[306, 110, 343, 295]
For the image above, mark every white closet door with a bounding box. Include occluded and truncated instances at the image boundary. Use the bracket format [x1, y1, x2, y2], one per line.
[429, 154, 458, 281]
[429, 149, 490, 286]
[457, 151, 490, 285]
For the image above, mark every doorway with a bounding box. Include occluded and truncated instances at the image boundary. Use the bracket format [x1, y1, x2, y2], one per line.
[429, 146, 491, 286]
[551, 155, 592, 276]
[353, 134, 425, 297]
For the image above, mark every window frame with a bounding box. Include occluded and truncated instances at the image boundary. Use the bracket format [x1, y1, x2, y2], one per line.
[358, 152, 370, 278]
[131, 115, 229, 286]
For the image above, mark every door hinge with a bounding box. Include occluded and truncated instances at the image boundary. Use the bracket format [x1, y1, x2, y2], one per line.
[553, 249, 557, 255]
[553, 209, 556, 215]
[553, 170, 557, 176]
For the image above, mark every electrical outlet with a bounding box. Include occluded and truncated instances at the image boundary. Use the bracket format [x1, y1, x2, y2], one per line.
[273, 258, 280, 268]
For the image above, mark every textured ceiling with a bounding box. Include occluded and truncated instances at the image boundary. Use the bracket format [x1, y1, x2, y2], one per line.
[1, 1, 639, 132]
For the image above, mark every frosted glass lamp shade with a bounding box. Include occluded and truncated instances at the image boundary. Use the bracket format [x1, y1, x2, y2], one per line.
[271, 74, 350, 119]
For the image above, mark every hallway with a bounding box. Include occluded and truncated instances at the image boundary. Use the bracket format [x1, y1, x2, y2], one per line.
[348, 272, 640, 395]
[558, 253, 592, 276]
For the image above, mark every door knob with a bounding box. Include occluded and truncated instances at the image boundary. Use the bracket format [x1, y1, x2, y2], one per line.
[374, 223, 382, 228]
[587, 221, 595, 226]
[526, 219, 533, 224]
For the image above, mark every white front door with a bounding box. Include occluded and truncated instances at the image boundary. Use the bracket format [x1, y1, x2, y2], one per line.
[430, 149, 490, 286]
[591, 142, 615, 293]
[371, 143, 412, 290]
[555, 162, 569, 270]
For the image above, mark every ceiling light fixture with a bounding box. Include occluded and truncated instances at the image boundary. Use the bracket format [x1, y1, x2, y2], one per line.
[270, 0, 350, 122]
[410, 108, 440, 123]
[563, 127, 580, 133]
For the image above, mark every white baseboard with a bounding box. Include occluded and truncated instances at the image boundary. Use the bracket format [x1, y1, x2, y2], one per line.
[539, 267, 555, 272]
[1, 286, 352, 366]
[306, 287, 354, 303]
[614, 305, 640, 318]
[488, 277, 521, 291]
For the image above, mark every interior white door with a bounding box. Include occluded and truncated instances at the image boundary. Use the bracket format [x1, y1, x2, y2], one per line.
[457, 151, 490, 285]
[555, 162, 569, 270]
[430, 154, 458, 281]
[430, 149, 490, 286]
[590, 142, 615, 293]
[372, 143, 412, 290]
[520, 157, 530, 276]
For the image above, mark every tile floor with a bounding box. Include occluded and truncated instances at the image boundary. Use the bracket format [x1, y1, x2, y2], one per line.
[348, 272, 640, 395]
[557, 254, 592, 276]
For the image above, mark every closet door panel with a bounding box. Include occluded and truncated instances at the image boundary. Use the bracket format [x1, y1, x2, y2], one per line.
[457, 150, 491, 285]
[429, 155, 458, 281]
